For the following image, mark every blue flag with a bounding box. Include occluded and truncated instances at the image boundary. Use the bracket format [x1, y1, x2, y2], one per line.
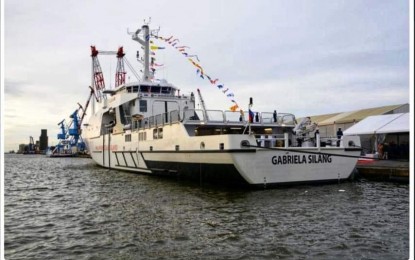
[249, 109, 254, 123]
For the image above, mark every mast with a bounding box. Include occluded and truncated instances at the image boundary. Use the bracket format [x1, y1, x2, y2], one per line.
[131, 25, 151, 82]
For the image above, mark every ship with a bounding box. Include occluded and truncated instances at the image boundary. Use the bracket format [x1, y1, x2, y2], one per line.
[83, 23, 362, 187]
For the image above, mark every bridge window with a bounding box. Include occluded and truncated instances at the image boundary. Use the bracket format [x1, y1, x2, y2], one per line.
[161, 87, 171, 94]
[140, 100, 147, 112]
[127, 86, 140, 93]
[151, 86, 161, 93]
[140, 85, 150, 92]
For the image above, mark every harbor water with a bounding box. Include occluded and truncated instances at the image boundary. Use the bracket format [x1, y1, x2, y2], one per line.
[4, 154, 409, 259]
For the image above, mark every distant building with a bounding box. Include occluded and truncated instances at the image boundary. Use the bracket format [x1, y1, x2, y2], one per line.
[300, 103, 409, 157]
[39, 129, 48, 151]
[18, 144, 26, 154]
[301, 104, 409, 137]
[344, 113, 409, 159]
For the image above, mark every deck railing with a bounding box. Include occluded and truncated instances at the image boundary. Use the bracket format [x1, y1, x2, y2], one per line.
[253, 133, 348, 149]
[183, 109, 296, 126]
[130, 109, 296, 131]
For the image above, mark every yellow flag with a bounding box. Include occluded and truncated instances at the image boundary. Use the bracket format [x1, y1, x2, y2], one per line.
[150, 45, 165, 50]
[230, 104, 239, 112]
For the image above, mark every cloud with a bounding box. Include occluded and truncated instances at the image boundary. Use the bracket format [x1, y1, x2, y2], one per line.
[3, 0, 410, 152]
[4, 79, 29, 97]
[225, 66, 408, 117]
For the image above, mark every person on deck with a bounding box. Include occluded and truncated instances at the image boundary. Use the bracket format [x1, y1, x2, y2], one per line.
[336, 128, 343, 147]
[239, 110, 244, 122]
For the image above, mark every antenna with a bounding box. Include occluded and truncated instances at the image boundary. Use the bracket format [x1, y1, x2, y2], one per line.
[151, 26, 161, 38]
[144, 17, 151, 25]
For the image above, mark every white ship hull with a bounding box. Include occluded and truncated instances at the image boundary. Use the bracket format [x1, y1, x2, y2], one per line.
[85, 126, 361, 186]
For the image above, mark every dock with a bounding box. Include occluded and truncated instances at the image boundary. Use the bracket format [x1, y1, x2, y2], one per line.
[355, 159, 409, 182]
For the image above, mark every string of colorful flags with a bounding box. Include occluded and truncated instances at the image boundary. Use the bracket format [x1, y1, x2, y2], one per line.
[150, 35, 240, 112]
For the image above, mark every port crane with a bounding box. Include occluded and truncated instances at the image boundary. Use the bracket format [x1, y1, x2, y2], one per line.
[50, 109, 87, 156]
[23, 136, 36, 154]
[78, 86, 98, 127]
[91, 46, 106, 102]
[91, 46, 133, 99]
[115, 47, 126, 87]
[49, 45, 136, 156]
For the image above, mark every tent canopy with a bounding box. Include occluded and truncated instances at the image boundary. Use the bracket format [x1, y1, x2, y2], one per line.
[343, 113, 409, 136]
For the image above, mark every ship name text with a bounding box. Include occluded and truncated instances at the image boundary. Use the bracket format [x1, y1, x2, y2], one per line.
[95, 145, 118, 151]
[271, 154, 332, 165]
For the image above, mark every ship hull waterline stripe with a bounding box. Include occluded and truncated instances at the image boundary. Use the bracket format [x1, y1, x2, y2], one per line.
[95, 147, 362, 160]
[138, 149, 256, 154]
[98, 160, 353, 186]
[114, 164, 152, 172]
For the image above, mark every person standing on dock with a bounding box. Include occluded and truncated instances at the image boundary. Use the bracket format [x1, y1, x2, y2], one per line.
[377, 143, 384, 159]
[382, 143, 388, 159]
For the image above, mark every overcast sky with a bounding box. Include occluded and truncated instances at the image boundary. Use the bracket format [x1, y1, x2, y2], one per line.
[3, 0, 411, 152]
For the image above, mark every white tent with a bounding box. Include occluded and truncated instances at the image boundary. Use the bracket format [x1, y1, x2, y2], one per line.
[343, 113, 409, 136]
